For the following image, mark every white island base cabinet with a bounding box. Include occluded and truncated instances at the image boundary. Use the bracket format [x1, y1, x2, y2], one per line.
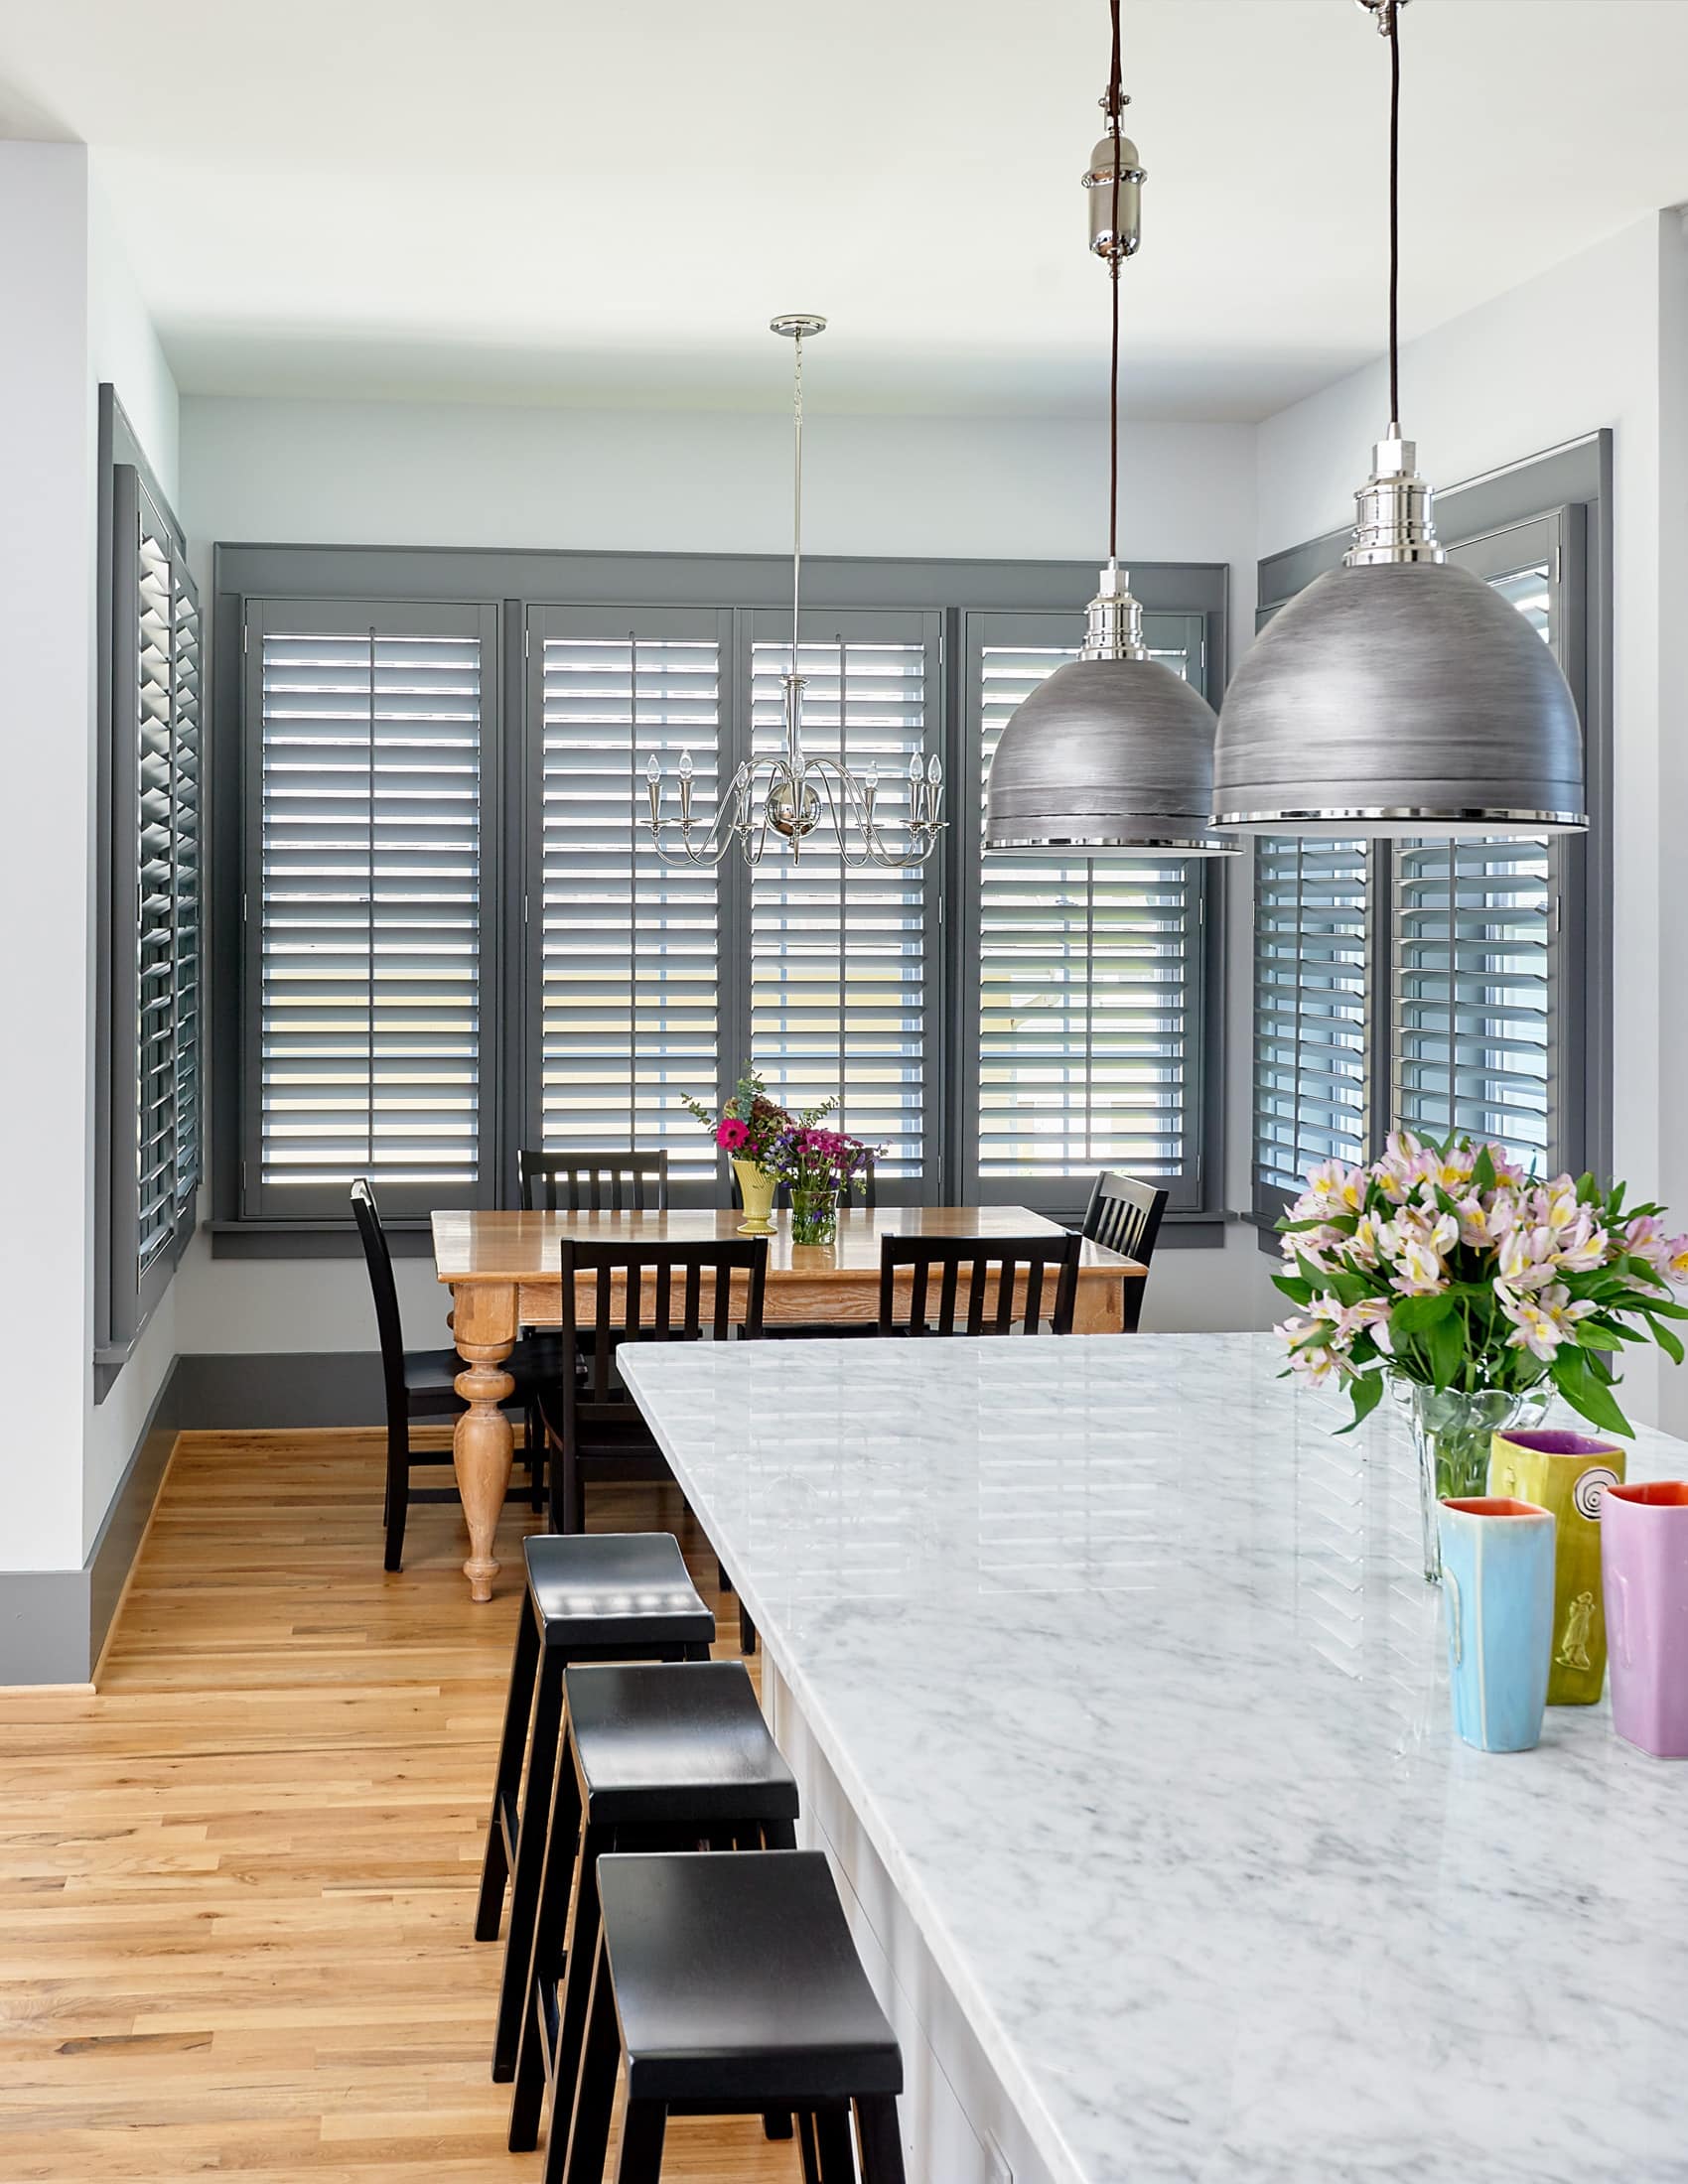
[769, 1661, 1064, 2184]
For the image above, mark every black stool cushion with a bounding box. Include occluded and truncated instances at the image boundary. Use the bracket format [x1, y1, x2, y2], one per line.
[564, 1662, 798, 1826]
[598, 1850, 903, 2106]
[523, 1534, 714, 1652]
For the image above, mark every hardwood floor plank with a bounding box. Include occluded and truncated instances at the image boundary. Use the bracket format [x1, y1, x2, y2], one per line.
[0, 1434, 795, 2182]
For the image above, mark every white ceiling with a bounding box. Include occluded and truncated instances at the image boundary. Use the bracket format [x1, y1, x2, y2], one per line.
[2, 0, 1686, 420]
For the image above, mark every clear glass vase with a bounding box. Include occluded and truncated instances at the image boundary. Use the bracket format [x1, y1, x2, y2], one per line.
[1409, 1381, 1551, 1584]
[789, 1185, 839, 1246]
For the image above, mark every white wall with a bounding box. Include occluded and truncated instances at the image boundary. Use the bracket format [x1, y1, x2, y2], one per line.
[1256, 210, 1680, 1426]
[175, 390, 1278, 1352]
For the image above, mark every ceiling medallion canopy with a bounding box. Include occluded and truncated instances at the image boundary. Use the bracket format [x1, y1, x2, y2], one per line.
[641, 316, 944, 871]
[1209, 0, 1587, 838]
[984, 0, 1235, 860]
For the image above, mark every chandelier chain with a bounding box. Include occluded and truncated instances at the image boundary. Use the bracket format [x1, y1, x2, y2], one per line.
[1388, 0, 1401, 428]
[1106, 0, 1123, 561]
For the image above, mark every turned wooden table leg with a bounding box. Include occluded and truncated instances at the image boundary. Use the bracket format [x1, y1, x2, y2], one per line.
[451, 1281, 517, 1603]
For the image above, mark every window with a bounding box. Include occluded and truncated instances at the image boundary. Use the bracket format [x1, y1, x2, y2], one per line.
[746, 615, 938, 1184]
[97, 394, 204, 1361]
[964, 612, 1213, 1210]
[240, 600, 496, 1218]
[1251, 497, 1599, 1211]
[218, 549, 1227, 1238]
[529, 608, 727, 1188]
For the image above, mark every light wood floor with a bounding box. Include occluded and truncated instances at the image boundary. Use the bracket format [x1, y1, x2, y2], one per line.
[0, 1431, 804, 2182]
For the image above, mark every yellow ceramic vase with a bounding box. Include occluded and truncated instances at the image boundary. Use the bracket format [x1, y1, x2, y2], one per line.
[1488, 1428, 1626, 1705]
[732, 1158, 777, 1236]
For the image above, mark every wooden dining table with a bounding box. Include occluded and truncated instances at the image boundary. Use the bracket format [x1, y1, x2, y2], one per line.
[429, 1204, 1147, 1602]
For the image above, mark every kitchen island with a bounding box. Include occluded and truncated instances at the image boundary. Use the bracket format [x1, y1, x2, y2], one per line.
[621, 1331, 1688, 2184]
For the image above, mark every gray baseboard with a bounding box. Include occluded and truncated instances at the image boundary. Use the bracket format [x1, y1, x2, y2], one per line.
[2, 1349, 391, 1687]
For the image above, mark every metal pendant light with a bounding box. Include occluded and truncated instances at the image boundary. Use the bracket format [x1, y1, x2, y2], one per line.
[1210, 0, 1586, 838]
[983, 0, 1234, 858]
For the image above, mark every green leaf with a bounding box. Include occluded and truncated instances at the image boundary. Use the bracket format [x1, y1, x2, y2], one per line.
[1389, 1292, 1455, 1335]
[1551, 1349, 1634, 1437]
[1471, 1145, 1496, 1195]
[1427, 1310, 1466, 1388]
[1271, 1275, 1314, 1307]
[1334, 1372, 1387, 1435]
[1649, 1316, 1686, 1368]
[1278, 1216, 1335, 1234]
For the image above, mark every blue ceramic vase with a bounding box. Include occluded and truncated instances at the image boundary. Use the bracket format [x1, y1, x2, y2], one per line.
[1437, 1496, 1556, 1752]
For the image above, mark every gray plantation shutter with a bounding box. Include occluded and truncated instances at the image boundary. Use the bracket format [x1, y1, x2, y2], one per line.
[109, 461, 202, 1326]
[1251, 838, 1370, 1209]
[1390, 528, 1572, 1173]
[746, 614, 939, 1191]
[528, 607, 727, 1188]
[243, 599, 494, 1217]
[966, 612, 1208, 1209]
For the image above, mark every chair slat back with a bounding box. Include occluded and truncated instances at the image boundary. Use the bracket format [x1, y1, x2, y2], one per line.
[877, 1232, 1081, 1337]
[558, 1238, 769, 1438]
[518, 1148, 670, 1214]
[1080, 1169, 1168, 1332]
[350, 1178, 408, 1412]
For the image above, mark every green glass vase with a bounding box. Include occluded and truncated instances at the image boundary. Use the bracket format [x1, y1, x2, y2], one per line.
[789, 1186, 839, 1246]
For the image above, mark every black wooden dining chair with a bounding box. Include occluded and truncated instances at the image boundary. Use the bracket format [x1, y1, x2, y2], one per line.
[353, 1178, 552, 1570]
[517, 1147, 670, 1214]
[510, 1150, 673, 1508]
[877, 1231, 1081, 1337]
[1080, 1168, 1168, 1333]
[537, 1237, 768, 1538]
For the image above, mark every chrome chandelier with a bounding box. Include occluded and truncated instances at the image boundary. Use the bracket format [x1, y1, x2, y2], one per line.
[641, 315, 945, 869]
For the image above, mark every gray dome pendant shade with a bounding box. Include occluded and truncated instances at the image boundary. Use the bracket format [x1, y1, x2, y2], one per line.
[985, 563, 1235, 853]
[982, 0, 1236, 862]
[1211, 0, 1586, 840]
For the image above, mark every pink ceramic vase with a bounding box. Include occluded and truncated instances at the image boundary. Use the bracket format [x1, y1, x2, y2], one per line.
[1601, 1482, 1688, 1759]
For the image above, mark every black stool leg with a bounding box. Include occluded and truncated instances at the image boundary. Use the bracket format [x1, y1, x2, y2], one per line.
[813, 2106, 855, 2180]
[547, 1818, 609, 2137]
[493, 1642, 567, 2080]
[855, 2095, 908, 2184]
[475, 1593, 540, 1942]
[797, 2113, 822, 2184]
[508, 1738, 585, 2148]
[614, 2099, 666, 2183]
[739, 1600, 758, 1654]
[763, 2113, 794, 2141]
[561, 1927, 621, 2184]
[382, 1419, 410, 1571]
[526, 1399, 544, 1510]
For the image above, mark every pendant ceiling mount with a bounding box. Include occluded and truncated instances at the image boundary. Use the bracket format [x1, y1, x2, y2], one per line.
[983, 0, 1234, 860]
[1210, 0, 1587, 838]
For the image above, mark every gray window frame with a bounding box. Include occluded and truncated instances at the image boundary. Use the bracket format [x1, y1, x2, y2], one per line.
[1248, 434, 1613, 1232]
[94, 386, 203, 1390]
[210, 543, 1230, 1255]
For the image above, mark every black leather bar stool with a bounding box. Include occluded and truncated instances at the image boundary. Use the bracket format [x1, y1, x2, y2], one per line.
[474, 1536, 715, 2082]
[508, 1661, 801, 2179]
[563, 1849, 907, 2183]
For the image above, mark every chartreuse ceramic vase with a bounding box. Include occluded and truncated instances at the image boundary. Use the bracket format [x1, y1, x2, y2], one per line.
[1437, 1497, 1556, 1753]
[732, 1159, 777, 1237]
[1488, 1428, 1625, 1706]
[1601, 1482, 1688, 1759]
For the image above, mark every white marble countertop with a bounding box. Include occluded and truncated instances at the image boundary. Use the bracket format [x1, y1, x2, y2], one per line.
[621, 1331, 1688, 2184]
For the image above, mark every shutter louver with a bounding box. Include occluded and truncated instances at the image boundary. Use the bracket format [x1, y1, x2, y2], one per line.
[136, 521, 177, 1272]
[1392, 837, 1554, 1169]
[252, 607, 488, 1212]
[748, 628, 933, 1179]
[171, 575, 202, 1213]
[535, 615, 722, 1180]
[976, 635, 1204, 1196]
[1252, 838, 1369, 1202]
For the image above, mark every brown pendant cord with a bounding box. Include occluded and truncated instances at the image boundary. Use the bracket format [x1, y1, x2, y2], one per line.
[1106, 0, 1124, 560]
[1387, 2, 1401, 426]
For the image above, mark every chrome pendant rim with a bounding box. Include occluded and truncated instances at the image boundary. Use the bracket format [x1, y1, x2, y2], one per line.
[1210, 805, 1587, 829]
[985, 832, 1241, 855]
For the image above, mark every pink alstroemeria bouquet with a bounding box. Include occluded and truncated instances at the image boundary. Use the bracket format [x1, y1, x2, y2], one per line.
[1273, 1129, 1688, 1438]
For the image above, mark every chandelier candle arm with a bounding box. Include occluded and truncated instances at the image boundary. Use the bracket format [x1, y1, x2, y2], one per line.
[1209, 0, 1587, 838]
[640, 314, 945, 872]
